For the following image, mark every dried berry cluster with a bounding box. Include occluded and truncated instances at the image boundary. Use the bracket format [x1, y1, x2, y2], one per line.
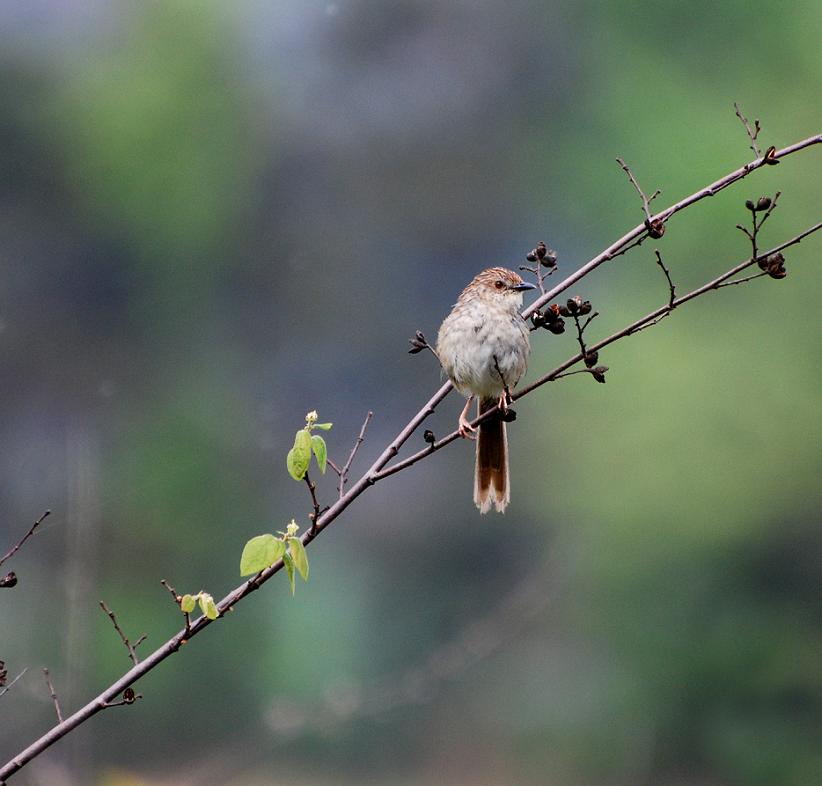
[531, 296, 593, 334]
[408, 330, 429, 354]
[745, 196, 772, 212]
[525, 241, 558, 268]
[531, 304, 566, 334]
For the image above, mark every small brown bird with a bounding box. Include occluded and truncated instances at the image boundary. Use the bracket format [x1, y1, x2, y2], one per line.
[436, 267, 534, 513]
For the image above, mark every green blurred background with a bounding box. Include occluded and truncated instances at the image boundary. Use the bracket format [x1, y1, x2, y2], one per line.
[1, 1, 820, 784]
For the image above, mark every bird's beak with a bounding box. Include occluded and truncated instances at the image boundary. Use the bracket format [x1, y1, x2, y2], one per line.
[511, 282, 536, 291]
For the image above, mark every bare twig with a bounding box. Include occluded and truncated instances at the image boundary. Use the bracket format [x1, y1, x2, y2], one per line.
[1, 130, 820, 785]
[337, 411, 373, 499]
[0, 511, 51, 570]
[735, 102, 762, 158]
[739, 190, 782, 259]
[715, 271, 769, 289]
[42, 669, 63, 723]
[304, 472, 322, 535]
[99, 602, 145, 666]
[160, 579, 191, 639]
[654, 249, 676, 308]
[616, 157, 661, 224]
[570, 310, 598, 360]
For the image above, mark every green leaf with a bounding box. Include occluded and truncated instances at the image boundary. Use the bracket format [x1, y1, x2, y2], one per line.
[288, 537, 309, 581]
[198, 593, 219, 620]
[311, 434, 327, 474]
[180, 594, 196, 613]
[286, 429, 311, 480]
[240, 534, 286, 576]
[283, 553, 296, 596]
[313, 422, 333, 431]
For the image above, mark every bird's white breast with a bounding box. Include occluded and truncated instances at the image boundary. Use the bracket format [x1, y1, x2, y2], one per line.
[437, 298, 530, 399]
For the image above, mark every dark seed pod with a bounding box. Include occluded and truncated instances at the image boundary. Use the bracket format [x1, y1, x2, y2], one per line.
[578, 300, 592, 315]
[745, 199, 756, 211]
[764, 252, 787, 279]
[646, 218, 666, 239]
[546, 319, 566, 334]
[525, 251, 538, 262]
[763, 146, 780, 165]
[584, 350, 599, 368]
[500, 408, 517, 422]
[756, 196, 772, 211]
[408, 330, 428, 354]
[531, 311, 545, 328]
[566, 298, 579, 315]
[535, 241, 547, 259]
[423, 429, 436, 444]
[0, 571, 18, 588]
[541, 247, 558, 268]
[591, 365, 609, 383]
[558, 304, 571, 317]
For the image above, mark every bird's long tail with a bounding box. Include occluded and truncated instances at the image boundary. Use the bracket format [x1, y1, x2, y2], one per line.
[474, 397, 509, 514]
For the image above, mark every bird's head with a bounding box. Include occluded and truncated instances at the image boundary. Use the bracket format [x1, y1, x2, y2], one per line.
[468, 267, 536, 307]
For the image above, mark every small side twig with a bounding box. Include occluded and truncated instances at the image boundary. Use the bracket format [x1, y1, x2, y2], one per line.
[337, 411, 373, 499]
[616, 157, 663, 237]
[734, 101, 762, 158]
[99, 601, 145, 666]
[42, 669, 63, 723]
[571, 311, 598, 359]
[737, 190, 781, 259]
[160, 579, 191, 639]
[716, 271, 770, 289]
[304, 472, 322, 535]
[0, 510, 51, 570]
[654, 249, 676, 308]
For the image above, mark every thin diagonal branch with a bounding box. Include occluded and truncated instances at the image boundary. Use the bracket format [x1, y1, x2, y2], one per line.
[337, 411, 373, 499]
[0, 511, 51, 570]
[99, 602, 145, 666]
[735, 102, 762, 158]
[654, 249, 676, 308]
[616, 156, 661, 224]
[160, 579, 191, 639]
[304, 472, 322, 534]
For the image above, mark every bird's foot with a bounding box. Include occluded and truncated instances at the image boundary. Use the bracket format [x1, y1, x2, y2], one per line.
[458, 413, 477, 440]
[497, 387, 512, 412]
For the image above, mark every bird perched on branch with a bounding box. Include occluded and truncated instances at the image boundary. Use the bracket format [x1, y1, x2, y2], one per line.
[436, 268, 534, 513]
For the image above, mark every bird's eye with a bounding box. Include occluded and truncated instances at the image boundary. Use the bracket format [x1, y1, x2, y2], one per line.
[494, 280, 505, 290]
